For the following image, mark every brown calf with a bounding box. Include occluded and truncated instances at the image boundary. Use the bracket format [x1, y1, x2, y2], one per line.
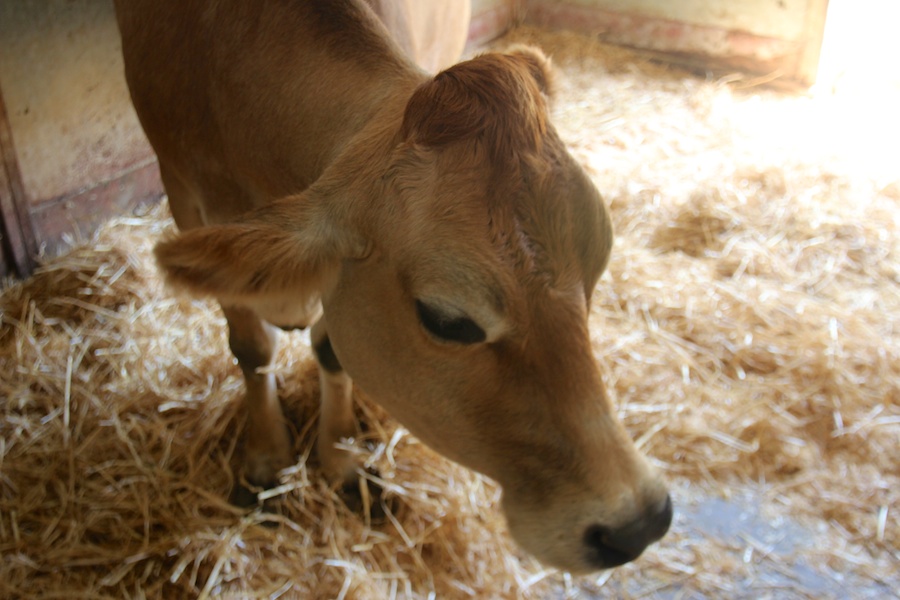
[114, 0, 671, 573]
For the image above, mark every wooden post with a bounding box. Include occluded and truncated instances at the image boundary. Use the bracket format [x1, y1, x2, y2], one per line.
[0, 86, 38, 279]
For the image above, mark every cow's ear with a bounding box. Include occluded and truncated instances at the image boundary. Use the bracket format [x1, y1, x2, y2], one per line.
[153, 194, 367, 305]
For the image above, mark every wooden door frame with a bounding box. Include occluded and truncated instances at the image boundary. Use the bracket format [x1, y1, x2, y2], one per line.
[0, 86, 38, 279]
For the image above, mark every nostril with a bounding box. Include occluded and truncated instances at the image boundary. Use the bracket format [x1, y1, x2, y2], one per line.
[583, 524, 635, 568]
[583, 494, 674, 568]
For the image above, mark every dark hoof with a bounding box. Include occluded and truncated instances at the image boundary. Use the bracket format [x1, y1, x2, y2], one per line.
[338, 469, 395, 524]
[229, 481, 262, 508]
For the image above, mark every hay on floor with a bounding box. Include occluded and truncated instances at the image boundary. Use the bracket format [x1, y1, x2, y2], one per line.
[2, 26, 898, 599]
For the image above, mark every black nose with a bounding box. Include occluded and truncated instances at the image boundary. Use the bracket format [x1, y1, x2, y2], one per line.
[583, 494, 673, 568]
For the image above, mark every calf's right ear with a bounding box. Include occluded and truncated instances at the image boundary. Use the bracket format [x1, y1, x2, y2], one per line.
[154, 194, 367, 306]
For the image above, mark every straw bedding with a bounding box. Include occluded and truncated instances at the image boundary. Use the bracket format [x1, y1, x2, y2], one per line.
[2, 27, 898, 599]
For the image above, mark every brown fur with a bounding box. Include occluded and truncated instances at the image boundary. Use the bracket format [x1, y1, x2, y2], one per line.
[114, 0, 669, 573]
[401, 47, 551, 159]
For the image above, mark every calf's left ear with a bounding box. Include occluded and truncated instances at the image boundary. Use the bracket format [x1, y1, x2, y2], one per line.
[154, 194, 367, 305]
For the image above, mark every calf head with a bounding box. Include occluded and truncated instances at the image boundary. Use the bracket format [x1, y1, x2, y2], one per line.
[155, 46, 670, 573]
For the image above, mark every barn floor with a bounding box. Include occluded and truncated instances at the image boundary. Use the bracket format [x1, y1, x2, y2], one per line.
[2, 27, 899, 599]
[659, 485, 894, 599]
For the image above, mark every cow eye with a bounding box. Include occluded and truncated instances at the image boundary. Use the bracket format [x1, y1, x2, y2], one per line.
[415, 300, 486, 344]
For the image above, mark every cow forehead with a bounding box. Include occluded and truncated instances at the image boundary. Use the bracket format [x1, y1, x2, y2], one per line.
[381, 178, 590, 331]
[388, 144, 602, 291]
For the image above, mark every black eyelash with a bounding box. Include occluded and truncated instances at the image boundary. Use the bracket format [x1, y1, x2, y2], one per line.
[416, 300, 486, 344]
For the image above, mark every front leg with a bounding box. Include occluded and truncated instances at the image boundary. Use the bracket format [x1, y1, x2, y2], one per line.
[222, 305, 294, 505]
[311, 318, 359, 487]
[312, 320, 387, 517]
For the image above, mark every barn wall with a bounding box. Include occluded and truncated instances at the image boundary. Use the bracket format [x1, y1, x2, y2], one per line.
[0, 0, 160, 276]
[532, 0, 811, 39]
[522, 0, 828, 87]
